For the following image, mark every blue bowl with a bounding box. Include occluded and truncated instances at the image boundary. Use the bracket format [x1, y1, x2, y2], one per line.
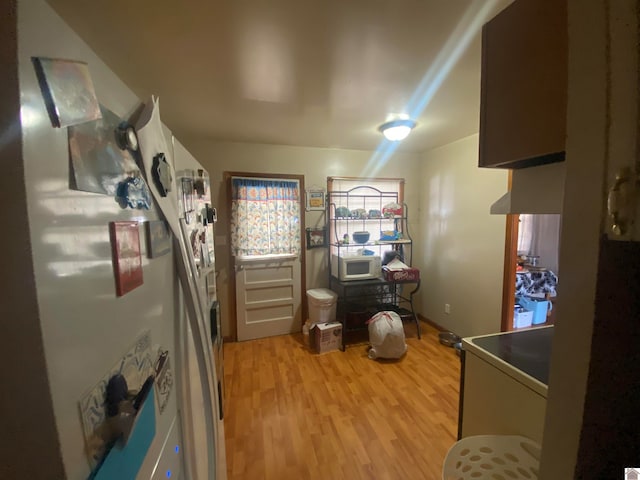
[352, 231, 370, 244]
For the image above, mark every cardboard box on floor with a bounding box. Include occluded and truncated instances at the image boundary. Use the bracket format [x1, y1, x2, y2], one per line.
[310, 322, 342, 354]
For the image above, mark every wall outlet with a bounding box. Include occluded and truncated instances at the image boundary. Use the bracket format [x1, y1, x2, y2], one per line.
[445, 303, 451, 314]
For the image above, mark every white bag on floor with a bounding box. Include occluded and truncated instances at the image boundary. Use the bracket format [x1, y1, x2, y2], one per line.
[367, 311, 407, 359]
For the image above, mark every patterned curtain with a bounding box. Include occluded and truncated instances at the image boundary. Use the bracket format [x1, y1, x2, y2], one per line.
[230, 178, 301, 256]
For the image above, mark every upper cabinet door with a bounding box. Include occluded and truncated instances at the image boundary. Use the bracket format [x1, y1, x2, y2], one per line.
[479, 0, 567, 169]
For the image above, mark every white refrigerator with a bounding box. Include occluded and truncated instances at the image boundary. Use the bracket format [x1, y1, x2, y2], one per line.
[170, 135, 227, 480]
[8, 1, 225, 478]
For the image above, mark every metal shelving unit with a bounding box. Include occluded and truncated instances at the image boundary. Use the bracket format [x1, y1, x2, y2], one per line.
[327, 186, 421, 349]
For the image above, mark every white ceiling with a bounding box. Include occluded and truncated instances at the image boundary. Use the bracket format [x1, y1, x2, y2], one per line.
[47, 0, 510, 153]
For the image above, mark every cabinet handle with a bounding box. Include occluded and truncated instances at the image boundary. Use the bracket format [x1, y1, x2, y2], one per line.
[607, 166, 638, 236]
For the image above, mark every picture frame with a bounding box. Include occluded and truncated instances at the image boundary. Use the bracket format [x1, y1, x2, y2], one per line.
[32, 57, 102, 128]
[305, 189, 326, 211]
[146, 220, 171, 258]
[109, 221, 144, 296]
[306, 227, 327, 249]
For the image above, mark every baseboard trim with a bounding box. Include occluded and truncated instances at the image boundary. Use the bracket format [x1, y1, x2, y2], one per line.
[418, 314, 454, 334]
[226, 318, 452, 342]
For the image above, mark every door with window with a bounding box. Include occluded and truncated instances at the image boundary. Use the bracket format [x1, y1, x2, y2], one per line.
[228, 174, 304, 341]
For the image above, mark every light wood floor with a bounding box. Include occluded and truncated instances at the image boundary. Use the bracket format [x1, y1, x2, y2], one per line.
[223, 322, 461, 479]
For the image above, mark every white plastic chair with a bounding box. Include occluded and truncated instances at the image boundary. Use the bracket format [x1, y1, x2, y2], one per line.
[442, 435, 541, 480]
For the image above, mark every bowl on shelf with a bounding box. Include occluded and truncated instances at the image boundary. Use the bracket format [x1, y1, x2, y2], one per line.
[352, 231, 370, 244]
[335, 206, 351, 218]
[351, 208, 368, 219]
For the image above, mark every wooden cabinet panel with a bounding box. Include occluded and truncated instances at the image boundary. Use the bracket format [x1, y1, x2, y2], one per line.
[479, 0, 567, 169]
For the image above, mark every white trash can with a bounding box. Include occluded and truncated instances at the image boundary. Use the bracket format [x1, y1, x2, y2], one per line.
[306, 288, 338, 325]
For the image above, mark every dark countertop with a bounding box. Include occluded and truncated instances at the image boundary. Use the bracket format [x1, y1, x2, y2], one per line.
[462, 325, 553, 396]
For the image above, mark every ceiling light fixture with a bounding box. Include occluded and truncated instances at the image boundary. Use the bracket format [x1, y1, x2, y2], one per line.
[379, 119, 417, 141]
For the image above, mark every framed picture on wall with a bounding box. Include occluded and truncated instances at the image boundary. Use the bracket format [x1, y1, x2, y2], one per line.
[306, 227, 327, 249]
[305, 188, 326, 211]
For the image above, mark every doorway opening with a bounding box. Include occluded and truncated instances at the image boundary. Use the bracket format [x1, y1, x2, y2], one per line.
[502, 214, 561, 331]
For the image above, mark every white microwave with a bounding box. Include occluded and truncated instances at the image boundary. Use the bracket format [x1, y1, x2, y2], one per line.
[331, 254, 382, 281]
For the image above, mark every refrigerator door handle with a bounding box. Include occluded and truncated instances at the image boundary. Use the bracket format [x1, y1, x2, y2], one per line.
[175, 223, 219, 480]
[607, 166, 639, 236]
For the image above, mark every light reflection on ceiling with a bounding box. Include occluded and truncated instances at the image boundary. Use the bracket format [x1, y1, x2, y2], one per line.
[329, 28, 388, 112]
[46, 0, 512, 153]
[239, 18, 295, 104]
[364, 0, 501, 177]
[406, 0, 500, 121]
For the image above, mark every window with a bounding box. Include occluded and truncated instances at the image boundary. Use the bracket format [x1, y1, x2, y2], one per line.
[517, 214, 561, 273]
[517, 214, 534, 255]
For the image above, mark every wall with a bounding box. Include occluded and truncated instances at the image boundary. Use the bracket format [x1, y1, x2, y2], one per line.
[181, 139, 422, 337]
[490, 162, 566, 214]
[540, 0, 614, 476]
[417, 134, 508, 337]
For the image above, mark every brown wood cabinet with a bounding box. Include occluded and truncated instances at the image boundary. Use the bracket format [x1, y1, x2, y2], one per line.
[479, 0, 567, 169]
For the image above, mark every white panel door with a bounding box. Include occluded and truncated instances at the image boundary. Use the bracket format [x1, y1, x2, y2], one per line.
[235, 255, 302, 341]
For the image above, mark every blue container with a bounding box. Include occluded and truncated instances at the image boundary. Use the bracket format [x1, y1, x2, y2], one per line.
[91, 388, 156, 480]
[352, 231, 370, 244]
[516, 296, 550, 325]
